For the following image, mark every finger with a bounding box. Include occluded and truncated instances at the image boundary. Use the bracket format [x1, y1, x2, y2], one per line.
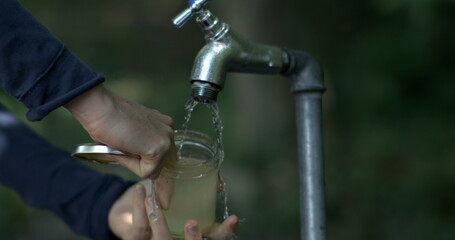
[184, 220, 202, 240]
[155, 111, 175, 128]
[145, 196, 172, 240]
[142, 157, 162, 180]
[112, 154, 160, 179]
[142, 129, 175, 179]
[129, 184, 151, 240]
[204, 215, 238, 240]
[146, 108, 174, 126]
[106, 126, 174, 179]
[154, 175, 174, 210]
[149, 140, 177, 179]
[106, 154, 144, 176]
[152, 142, 177, 210]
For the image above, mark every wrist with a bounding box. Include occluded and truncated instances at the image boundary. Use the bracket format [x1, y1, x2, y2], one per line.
[64, 84, 115, 128]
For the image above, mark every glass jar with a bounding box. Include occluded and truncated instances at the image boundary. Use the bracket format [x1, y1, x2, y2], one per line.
[155, 130, 221, 238]
[71, 130, 221, 238]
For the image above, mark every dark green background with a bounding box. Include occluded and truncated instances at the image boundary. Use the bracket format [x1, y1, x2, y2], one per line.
[1, 0, 454, 239]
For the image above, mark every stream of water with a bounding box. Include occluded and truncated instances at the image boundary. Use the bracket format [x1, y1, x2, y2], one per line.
[179, 98, 229, 220]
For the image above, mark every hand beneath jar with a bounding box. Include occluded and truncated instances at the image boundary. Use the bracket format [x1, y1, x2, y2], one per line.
[65, 84, 176, 179]
[109, 183, 238, 240]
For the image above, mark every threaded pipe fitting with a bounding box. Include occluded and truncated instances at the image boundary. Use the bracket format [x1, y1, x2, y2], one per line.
[191, 81, 220, 103]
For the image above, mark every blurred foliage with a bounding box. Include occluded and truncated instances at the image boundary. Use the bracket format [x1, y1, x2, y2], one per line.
[0, 0, 454, 239]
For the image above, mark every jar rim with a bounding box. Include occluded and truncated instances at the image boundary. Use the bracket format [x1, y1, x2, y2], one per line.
[163, 130, 220, 179]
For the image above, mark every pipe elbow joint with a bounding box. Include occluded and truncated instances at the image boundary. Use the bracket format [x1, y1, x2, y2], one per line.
[282, 48, 325, 94]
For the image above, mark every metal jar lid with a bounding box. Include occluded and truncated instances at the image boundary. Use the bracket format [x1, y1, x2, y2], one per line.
[71, 143, 133, 164]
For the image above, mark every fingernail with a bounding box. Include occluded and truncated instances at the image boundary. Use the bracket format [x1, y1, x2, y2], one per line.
[135, 185, 144, 194]
[189, 224, 199, 235]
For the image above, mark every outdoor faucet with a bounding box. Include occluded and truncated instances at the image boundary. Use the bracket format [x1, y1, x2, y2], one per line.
[173, 1, 327, 240]
[173, 0, 283, 103]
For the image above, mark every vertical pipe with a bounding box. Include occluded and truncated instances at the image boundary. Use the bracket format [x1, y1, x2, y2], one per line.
[282, 48, 326, 240]
[295, 93, 326, 240]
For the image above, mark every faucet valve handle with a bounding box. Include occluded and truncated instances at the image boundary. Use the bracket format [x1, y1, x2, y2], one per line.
[172, 0, 210, 28]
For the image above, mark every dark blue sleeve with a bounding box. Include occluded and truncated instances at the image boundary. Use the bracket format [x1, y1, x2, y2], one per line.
[0, 106, 134, 240]
[0, 0, 105, 121]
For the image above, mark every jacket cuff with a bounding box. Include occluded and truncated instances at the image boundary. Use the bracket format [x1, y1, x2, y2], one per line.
[22, 47, 105, 121]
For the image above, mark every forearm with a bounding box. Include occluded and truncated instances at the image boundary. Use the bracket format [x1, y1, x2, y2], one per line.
[0, 0, 104, 121]
[0, 106, 133, 239]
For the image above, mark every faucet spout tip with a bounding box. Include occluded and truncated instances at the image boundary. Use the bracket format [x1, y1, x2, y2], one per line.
[191, 81, 220, 103]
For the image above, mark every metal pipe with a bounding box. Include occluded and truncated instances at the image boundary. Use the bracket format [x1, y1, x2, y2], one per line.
[296, 93, 326, 240]
[282, 49, 326, 240]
